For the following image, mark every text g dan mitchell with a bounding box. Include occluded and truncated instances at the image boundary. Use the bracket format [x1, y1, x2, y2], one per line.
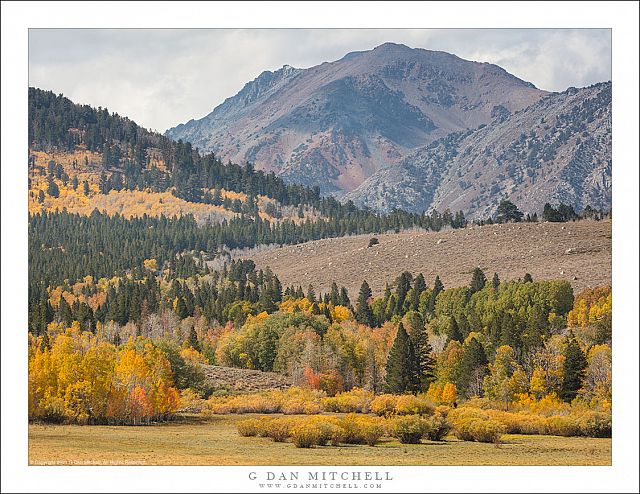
[248, 471, 393, 481]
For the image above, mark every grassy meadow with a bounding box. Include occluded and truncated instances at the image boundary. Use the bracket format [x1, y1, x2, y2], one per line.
[29, 414, 611, 466]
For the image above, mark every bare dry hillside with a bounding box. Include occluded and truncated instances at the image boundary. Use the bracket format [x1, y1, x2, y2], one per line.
[203, 365, 291, 393]
[245, 220, 611, 297]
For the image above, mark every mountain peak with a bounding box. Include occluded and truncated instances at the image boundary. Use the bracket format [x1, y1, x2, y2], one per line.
[372, 41, 412, 51]
[166, 45, 559, 199]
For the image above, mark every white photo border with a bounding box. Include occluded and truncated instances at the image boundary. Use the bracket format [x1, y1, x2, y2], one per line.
[1, 1, 638, 493]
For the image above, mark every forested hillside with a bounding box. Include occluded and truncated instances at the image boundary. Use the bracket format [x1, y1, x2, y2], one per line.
[28, 88, 611, 439]
[28, 88, 469, 327]
[31, 87, 468, 227]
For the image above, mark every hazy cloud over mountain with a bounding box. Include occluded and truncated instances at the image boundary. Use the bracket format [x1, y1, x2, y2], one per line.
[29, 29, 611, 131]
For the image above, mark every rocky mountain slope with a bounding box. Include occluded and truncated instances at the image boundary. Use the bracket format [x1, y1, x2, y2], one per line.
[167, 43, 611, 218]
[166, 43, 545, 195]
[344, 82, 612, 218]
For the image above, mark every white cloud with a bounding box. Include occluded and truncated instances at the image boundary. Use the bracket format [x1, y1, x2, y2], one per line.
[29, 29, 611, 132]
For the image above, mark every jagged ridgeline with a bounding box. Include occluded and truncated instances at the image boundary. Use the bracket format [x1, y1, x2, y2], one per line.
[165, 43, 611, 219]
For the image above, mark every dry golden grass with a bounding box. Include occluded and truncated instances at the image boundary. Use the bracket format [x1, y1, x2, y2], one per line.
[246, 220, 611, 296]
[28, 414, 611, 466]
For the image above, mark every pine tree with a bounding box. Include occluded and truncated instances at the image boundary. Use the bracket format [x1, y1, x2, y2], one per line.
[491, 272, 500, 290]
[355, 280, 374, 327]
[495, 200, 523, 223]
[561, 335, 588, 402]
[188, 327, 200, 351]
[411, 273, 426, 311]
[46, 178, 59, 198]
[394, 271, 412, 316]
[322, 304, 332, 322]
[499, 312, 520, 349]
[459, 337, 488, 397]
[39, 329, 51, 351]
[470, 267, 486, 293]
[175, 296, 188, 319]
[384, 323, 420, 394]
[258, 285, 276, 312]
[339, 287, 350, 307]
[329, 282, 340, 305]
[212, 188, 222, 206]
[407, 319, 436, 390]
[59, 296, 73, 326]
[99, 173, 109, 194]
[446, 316, 463, 343]
[427, 275, 444, 316]
[307, 284, 316, 303]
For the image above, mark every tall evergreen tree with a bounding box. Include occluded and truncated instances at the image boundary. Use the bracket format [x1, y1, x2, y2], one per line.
[491, 272, 500, 290]
[561, 335, 588, 402]
[339, 287, 350, 307]
[384, 323, 420, 394]
[446, 316, 463, 343]
[427, 275, 444, 316]
[355, 280, 374, 327]
[459, 337, 488, 397]
[46, 178, 59, 198]
[58, 296, 73, 326]
[407, 318, 436, 390]
[411, 273, 426, 311]
[499, 312, 520, 350]
[329, 282, 340, 306]
[307, 284, 316, 303]
[394, 271, 412, 316]
[470, 267, 487, 293]
[175, 296, 188, 319]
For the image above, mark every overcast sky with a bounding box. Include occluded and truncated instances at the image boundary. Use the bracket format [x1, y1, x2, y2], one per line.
[29, 29, 611, 132]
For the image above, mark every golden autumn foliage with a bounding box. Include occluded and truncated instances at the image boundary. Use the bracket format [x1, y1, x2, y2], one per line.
[143, 258, 158, 271]
[370, 393, 435, 416]
[426, 382, 458, 406]
[236, 413, 452, 447]
[179, 347, 208, 365]
[29, 328, 179, 424]
[567, 286, 612, 328]
[441, 382, 458, 405]
[204, 387, 326, 415]
[321, 388, 374, 413]
[29, 150, 319, 224]
[277, 298, 351, 322]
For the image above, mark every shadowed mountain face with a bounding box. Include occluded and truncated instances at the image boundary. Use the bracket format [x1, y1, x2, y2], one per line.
[166, 43, 545, 195]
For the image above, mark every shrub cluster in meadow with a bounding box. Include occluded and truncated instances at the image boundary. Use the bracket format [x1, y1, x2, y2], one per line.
[448, 408, 505, 444]
[204, 387, 325, 415]
[321, 388, 374, 413]
[449, 399, 611, 439]
[236, 412, 453, 448]
[370, 394, 435, 416]
[205, 387, 439, 417]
